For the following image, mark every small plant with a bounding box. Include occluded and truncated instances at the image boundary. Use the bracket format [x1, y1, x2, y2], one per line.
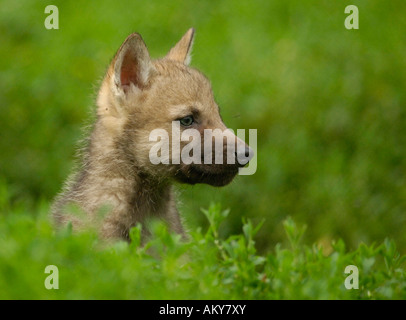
[0, 200, 405, 299]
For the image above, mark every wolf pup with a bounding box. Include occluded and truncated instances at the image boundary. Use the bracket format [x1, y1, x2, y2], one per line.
[52, 28, 253, 242]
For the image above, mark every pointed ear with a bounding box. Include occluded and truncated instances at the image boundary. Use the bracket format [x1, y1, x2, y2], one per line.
[113, 33, 153, 93]
[166, 28, 195, 65]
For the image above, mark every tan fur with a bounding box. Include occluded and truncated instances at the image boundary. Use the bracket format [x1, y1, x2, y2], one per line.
[52, 28, 252, 242]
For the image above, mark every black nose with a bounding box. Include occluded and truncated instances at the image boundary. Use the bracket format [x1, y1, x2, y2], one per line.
[235, 146, 254, 167]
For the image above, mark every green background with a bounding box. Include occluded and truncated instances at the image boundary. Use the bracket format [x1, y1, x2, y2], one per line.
[1, 0, 405, 255]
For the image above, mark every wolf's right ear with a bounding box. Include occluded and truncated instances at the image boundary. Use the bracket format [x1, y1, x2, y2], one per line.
[112, 33, 154, 94]
[166, 28, 195, 65]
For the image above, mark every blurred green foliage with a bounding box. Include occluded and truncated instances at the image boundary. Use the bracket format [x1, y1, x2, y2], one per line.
[0, 202, 405, 299]
[0, 0, 405, 277]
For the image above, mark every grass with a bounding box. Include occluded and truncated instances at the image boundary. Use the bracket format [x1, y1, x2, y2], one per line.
[1, 200, 405, 299]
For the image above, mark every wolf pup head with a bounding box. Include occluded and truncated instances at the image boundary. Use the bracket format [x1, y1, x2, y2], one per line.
[96, 28, 253, 187]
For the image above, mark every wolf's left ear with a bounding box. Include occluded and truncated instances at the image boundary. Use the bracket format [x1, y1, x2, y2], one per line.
[166, 28, 195, 65]
[113, 33, 154, 94]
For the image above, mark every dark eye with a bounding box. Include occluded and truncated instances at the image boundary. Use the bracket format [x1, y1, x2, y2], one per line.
[179, 115, 194, 127]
